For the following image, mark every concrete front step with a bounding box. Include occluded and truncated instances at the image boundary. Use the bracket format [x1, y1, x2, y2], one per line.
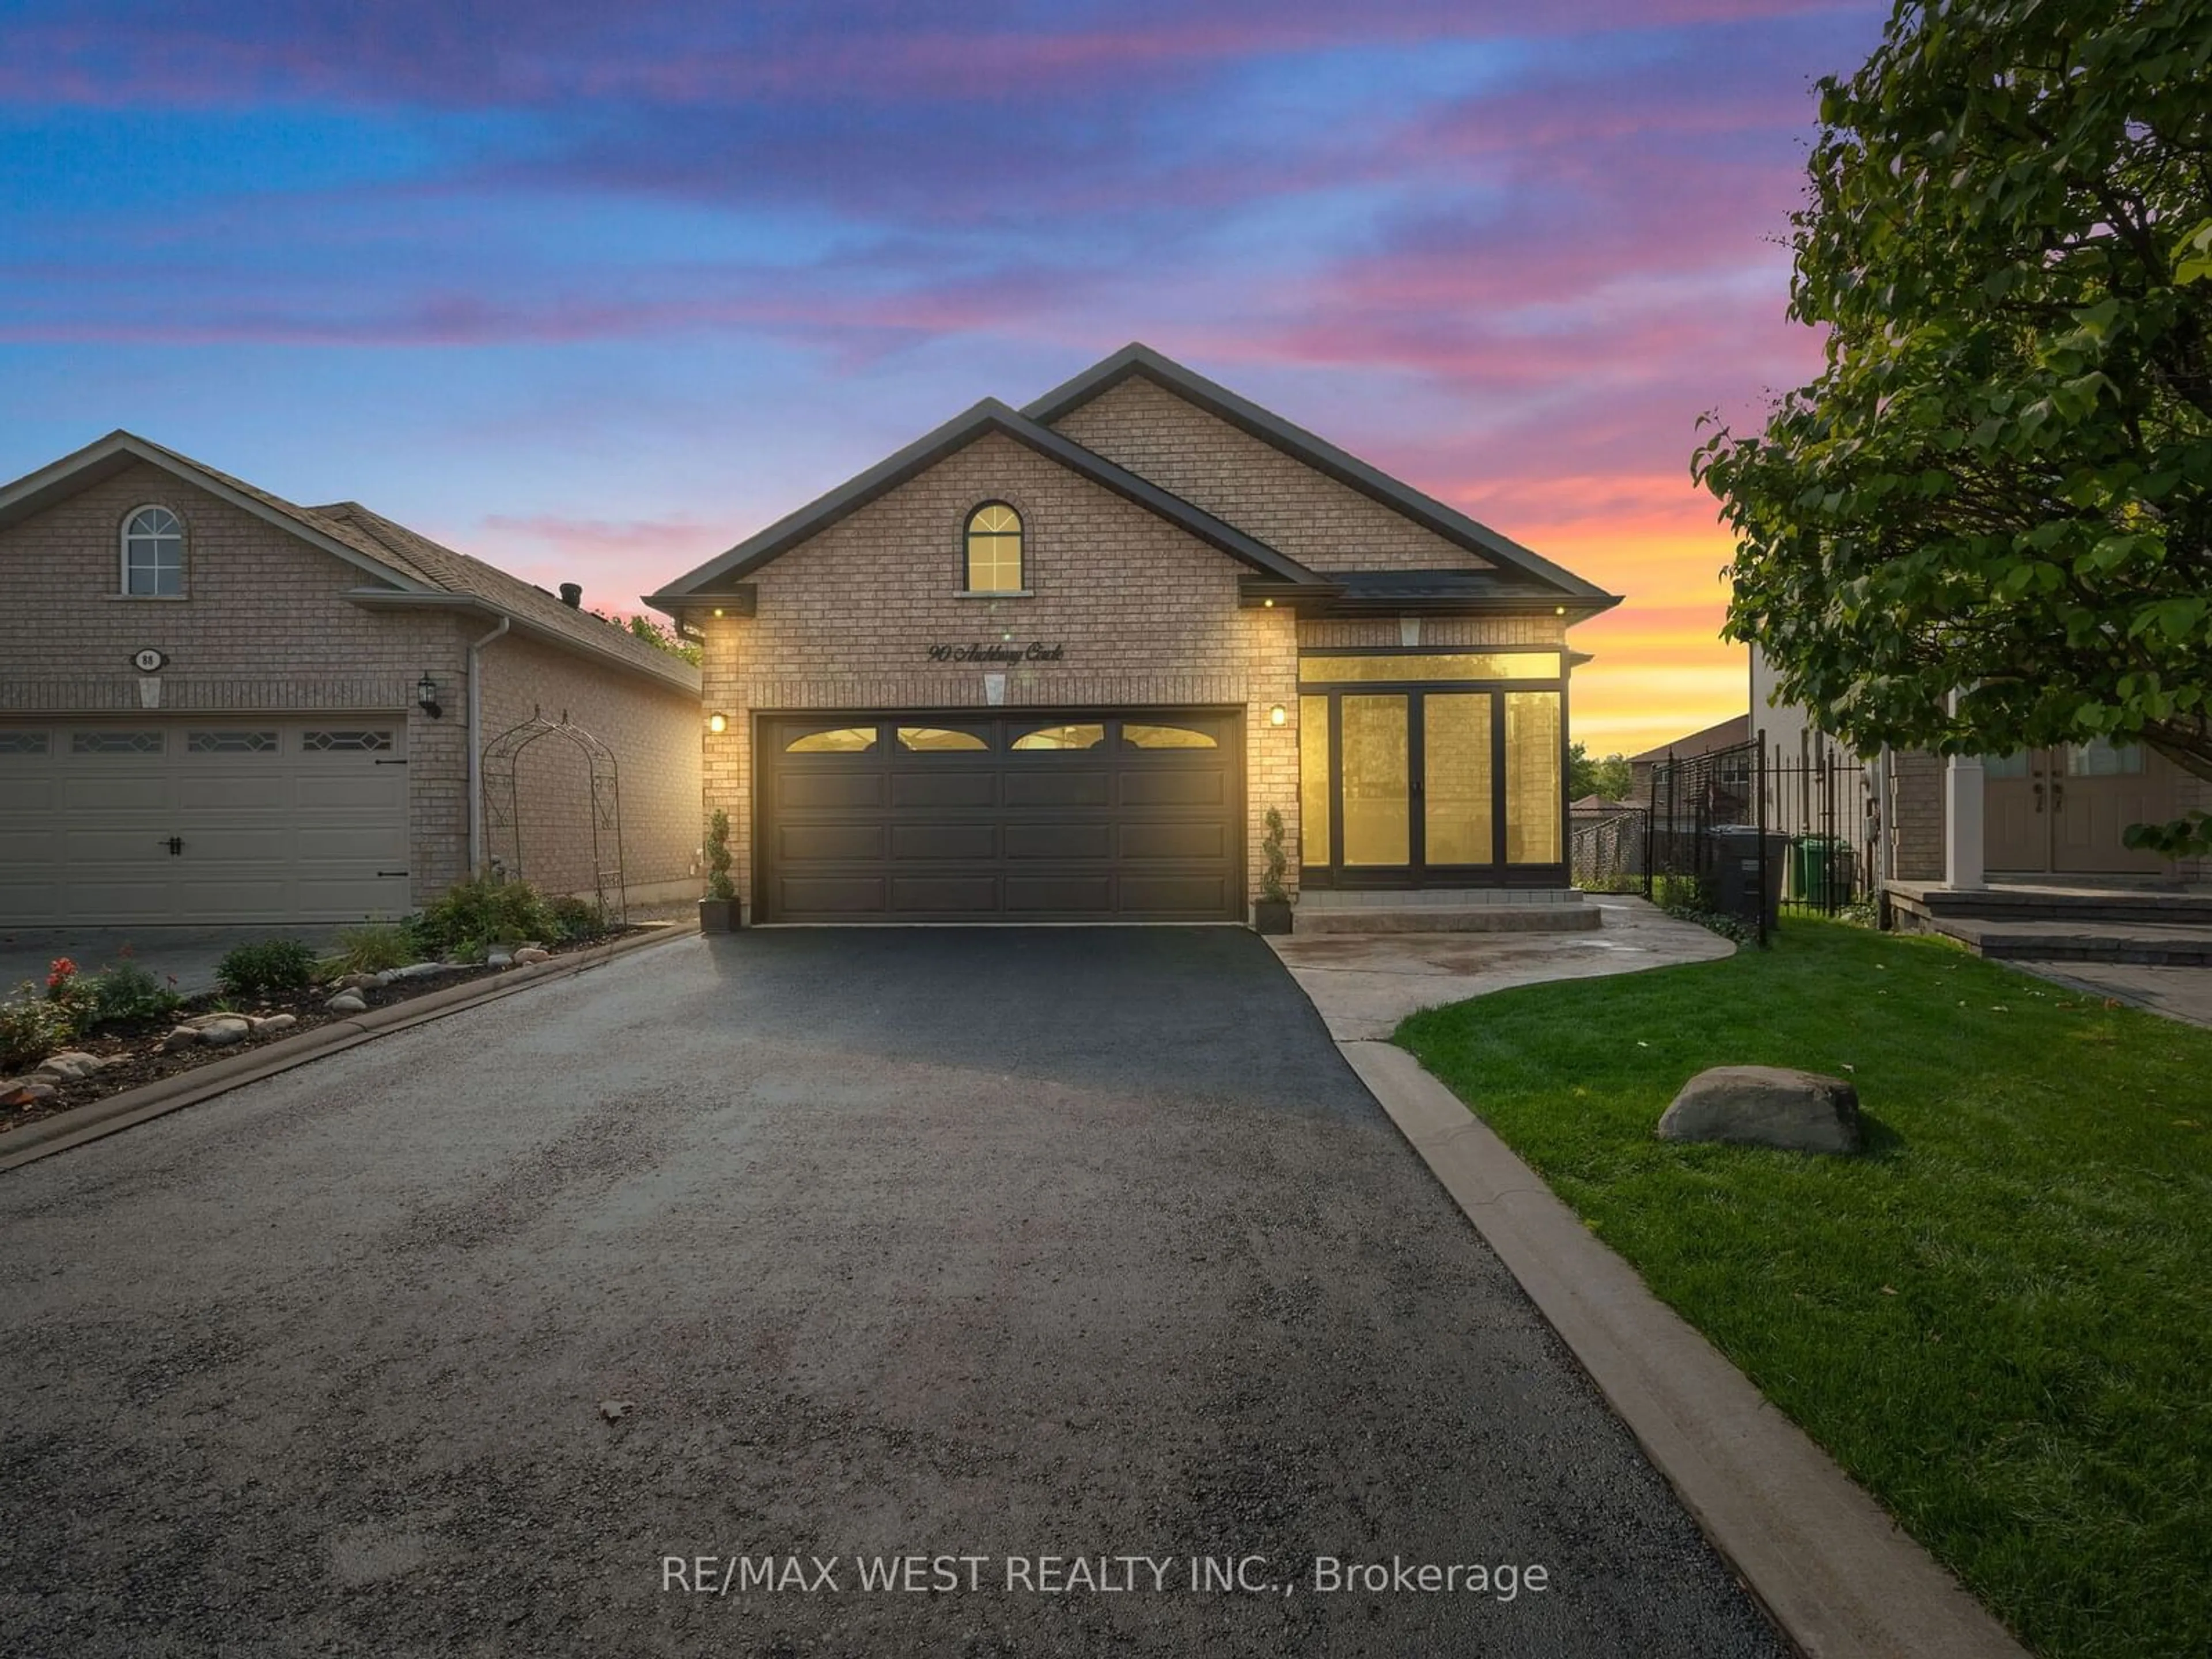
[1293, 903, 1604, 936]
[1888, 880, 2212, 927]
[1915, 915, 2212, 965]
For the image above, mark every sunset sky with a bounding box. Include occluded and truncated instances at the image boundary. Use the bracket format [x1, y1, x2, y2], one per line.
[0, 1, 1891, 757]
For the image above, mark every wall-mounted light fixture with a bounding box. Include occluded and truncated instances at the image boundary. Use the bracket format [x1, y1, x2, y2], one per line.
[1555, 605, 1567, 616]
[713, 607, 725, 618]
[1263, 597, 1275, 608]
[707, 711, 729, 734]
[416, 672, 442, 719]
[1269, 704, 1287, 727]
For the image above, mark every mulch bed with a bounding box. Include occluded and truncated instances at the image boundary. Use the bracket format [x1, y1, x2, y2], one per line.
[2, 930, 645, 1140]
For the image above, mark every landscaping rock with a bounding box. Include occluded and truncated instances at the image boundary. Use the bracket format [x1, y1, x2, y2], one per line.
[334, 972, 379, 993]
[249, 1014, 298, 1035]
[159, 1025, 203, 1052]
[324, 991, 370, 1014]
[2, 1079, 58, 1109]
[1658, 1065, 1862, 1154]
[599, 1399, 634, 1423]
[513, 947, 552, 964]
[391, 962, 448, 980]
[196, 1017, 252, 1047]
[33, 1050, 106, 1082]
[485, 949, 513, 969]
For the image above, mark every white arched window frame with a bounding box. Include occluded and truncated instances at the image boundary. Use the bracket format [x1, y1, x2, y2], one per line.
[122, 505, 185, 597]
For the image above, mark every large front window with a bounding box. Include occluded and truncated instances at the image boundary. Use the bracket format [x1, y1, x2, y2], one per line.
[1297, 652, 1565, 882]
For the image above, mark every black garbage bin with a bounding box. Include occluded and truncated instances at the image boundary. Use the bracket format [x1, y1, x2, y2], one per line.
[1709, 826, 1785, 935]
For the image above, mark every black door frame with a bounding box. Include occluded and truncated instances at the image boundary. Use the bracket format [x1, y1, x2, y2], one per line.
[1302, 677, 1570, 891]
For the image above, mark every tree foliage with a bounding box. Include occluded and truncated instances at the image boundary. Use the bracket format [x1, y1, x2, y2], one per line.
[1695, 0, 2212, 850]
[1569, 743, 1633, 801]
[593, 608, 703, 666]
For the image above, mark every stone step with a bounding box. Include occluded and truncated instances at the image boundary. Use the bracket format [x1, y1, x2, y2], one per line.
[1298, 887, 1584, 910]
[1292, 904, 1604, 936]
[1922, 915, 2212, 965]
[1890, 882, 2212, 926]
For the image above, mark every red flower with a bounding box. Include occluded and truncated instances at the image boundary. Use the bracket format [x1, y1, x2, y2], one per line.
[46, 957, 78, 993]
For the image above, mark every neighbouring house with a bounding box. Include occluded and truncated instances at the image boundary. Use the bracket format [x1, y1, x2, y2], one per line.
[0, 431, 702, 927]
[1626, 714, 1752, 819]
[1750, 646, 2208, 887]
[645, 343, 1620, 925]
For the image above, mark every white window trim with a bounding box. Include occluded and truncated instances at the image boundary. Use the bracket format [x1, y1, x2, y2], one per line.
[120, 504, 186, 599]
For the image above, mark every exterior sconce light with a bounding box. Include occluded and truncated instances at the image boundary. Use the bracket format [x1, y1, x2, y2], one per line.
[1263, 597, 1275, 608]
[713, 607, 725, 618]
[1554, 605, 1567, 616]
[1269, 704, 1287, 728]
[415, 672, 442, 719]
[707, 711, 729, 734]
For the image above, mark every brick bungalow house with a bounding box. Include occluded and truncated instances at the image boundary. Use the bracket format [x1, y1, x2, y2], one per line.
[646, 344, 1620, 925]
[0, 431, 702, 927]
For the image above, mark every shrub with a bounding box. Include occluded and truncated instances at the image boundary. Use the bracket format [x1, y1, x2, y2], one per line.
[411, 873, 556, 960]
[705, 810, 735, 900]
[1, 985, 79, 1071]
[546, 895, 607, 944]
[334, 921, 418, 975]
[215, 938, 320, 998]
[1259, 808, 1290, 904]
[81, 961, 181, 1027]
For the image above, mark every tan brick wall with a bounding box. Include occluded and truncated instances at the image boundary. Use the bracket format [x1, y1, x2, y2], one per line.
[476, 629, 703, 906]
[0, 461, 698, 910]
[1048, 376, 1491, 573]
[699, 430, 1301, 916]
[1888, 749, 1947, 882]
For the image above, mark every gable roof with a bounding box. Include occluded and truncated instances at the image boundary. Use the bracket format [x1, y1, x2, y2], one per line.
[315, 503, 700, 693]
[0, 430, 698, 694]
[645, 397, 1330, 607]
[1627, 713, 1751, 767]
[1024, 343, 1619, 609]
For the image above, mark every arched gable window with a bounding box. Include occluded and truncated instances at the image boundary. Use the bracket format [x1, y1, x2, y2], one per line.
[122, 506, 185, 597]
[964, 502, 1023, 593]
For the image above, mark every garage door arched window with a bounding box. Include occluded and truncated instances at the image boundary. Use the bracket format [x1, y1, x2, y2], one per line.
[964, 503, 1024, 593]
[122, 506, 185, 597]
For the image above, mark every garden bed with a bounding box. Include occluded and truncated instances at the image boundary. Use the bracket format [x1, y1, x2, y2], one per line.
[1, 930, 646, 1137]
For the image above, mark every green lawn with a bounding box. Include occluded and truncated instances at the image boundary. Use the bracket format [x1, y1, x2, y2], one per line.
[1396, 918, 2212, 1659]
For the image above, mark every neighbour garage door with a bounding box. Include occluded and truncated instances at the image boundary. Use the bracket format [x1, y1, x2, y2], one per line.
[0, 717, 411, 926]
[760, 710, 1243, 922]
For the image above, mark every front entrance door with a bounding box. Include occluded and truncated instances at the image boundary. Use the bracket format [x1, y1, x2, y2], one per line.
[1983, 742, 2177, 874]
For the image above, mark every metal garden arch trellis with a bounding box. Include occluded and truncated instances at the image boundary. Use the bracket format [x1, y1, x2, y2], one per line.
[479, 706, 627, 924]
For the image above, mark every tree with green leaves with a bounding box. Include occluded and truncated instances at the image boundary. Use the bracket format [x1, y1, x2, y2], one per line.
[1695, 0, 2212, 853]
[1569, 743, 1633, 802]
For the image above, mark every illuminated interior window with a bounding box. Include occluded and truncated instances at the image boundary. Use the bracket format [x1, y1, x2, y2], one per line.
[1122, 723, 1217, 749]
[897, 726, 989, 752]
[965, 502, 1024, 593]
[785, 726, 878, 753]
[1504, 692, 1562, 863]
[1299, 696, 1331, 866]
[1298, 652, 1560, 684]
[1011, 723, 1105, 751]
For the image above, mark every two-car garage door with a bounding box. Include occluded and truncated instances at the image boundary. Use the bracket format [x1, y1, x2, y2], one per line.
[0, 717, 411, 926]
[760, 709, 1243, 922]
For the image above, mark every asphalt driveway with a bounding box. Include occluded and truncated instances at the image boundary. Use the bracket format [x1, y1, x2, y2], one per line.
[0, 928, 1782, 1657]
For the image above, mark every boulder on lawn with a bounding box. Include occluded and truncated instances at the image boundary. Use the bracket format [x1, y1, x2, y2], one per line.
[324, 991, 369, 1014]
[1657, 1065, 1862, 1155]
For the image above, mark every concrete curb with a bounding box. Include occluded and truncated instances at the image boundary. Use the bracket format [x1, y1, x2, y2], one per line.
[0, 923, 699, 1176]
[1338, 1040, 2029, 1659]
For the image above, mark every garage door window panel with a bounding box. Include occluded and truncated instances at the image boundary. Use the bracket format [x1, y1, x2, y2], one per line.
[785, 725, 879, 753]
[188, 730, 280, 753]
[1122, 722, 1217, 749]
[1012, 723, 1105, 751]
[0, 731, 50, 755]
[302, 730, 394, 752]
[896, 726, 991, 752]
[72, 730, 165, 755]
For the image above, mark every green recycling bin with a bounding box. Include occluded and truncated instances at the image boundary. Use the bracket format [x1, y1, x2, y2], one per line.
[1790, 836, 1847, 907]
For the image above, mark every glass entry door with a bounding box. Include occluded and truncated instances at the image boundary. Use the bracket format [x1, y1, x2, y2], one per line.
[1302, 688, 1558, 884]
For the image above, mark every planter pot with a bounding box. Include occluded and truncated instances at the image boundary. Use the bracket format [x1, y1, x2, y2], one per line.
[1252, 899, 1294, 936]
[698, 896, 743, 933]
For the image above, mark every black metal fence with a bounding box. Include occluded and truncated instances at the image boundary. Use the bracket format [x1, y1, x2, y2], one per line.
[1570, 733, 1876, 942]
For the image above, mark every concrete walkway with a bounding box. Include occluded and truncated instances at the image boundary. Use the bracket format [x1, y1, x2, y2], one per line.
[1281, 897, 2030, 1659]
[2007, 958, 2212, 1030]
[1270, 894, 1736, 1040]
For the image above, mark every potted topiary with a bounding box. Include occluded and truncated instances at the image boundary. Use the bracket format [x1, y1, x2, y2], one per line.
[1253, 808, 1294, 935]
[699, 808, 742, 932]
